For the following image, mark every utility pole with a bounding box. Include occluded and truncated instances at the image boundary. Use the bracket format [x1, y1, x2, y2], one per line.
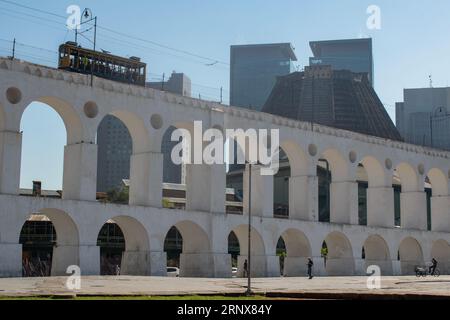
[162, 73, 165, 91]
[90, 15, 97, 87]
[11, 38, 16, 60]
[220, 87, 223, 104]
[430, 114, 433, 148]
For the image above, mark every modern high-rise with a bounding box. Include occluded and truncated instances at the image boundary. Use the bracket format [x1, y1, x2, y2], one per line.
[96, 116, 133, 193]
[396, 87, 450, 150]
[230, 43, 297, 111]
[309, 38, 374, 86]
[96, 72, 191, 192]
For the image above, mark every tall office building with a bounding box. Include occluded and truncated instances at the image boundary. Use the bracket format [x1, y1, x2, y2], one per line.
[96, 117, 133, 193]
[96, 72, 191, 192]
[396, 87, 450, 150]
[309, 38, 374, 86]
[230, 43, 297, 111]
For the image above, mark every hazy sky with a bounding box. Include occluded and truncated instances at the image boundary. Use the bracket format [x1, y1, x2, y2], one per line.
[1, 0, 449, 189]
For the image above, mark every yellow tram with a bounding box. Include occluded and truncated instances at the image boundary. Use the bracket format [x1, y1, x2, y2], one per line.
[58, 42, 147, 86]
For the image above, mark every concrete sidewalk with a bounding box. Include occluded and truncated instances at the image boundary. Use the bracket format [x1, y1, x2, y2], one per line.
[1, 276, 450, 299]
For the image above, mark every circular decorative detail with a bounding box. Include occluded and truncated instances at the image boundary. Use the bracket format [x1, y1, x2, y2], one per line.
[150, 114, 163, 130]
[349, 151, 357, 163]
[308, 144, 317, 157]
[6, 87, 22, 104]
[385, 158, 392, 170]
[418, 163, 425, 175]
[83, 101, 98, 119]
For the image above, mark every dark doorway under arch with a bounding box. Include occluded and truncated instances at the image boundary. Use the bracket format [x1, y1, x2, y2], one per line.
[97, 222, 125, 275]
[20, 218, 56, 277]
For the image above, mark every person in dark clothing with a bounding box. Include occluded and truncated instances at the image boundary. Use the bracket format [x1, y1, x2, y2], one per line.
[307, 258, 314, 279]
[429, 258, 438, 275]
[243, 259, 248, 277]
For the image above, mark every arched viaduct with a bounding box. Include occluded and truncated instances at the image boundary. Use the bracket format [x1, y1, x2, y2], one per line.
[0, 57, 450, 278]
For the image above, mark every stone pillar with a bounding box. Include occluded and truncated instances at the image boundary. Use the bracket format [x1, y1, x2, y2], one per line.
[367, 187, 395, 228]
[364, 259, 394, 276]
[243, 165, 273, 218]
[354, 258, 366, 276]
[266, 255, 281, 277]
[149, 251, 167, 276]
[283, 257, 308, 277]
[0, 243, 22, 277]
[431, 196, 450, 232]
[186, 163, 226, 213]
[330, 181, 358, 225]
[63, 143, 97, 201]
[51, 245, 79, 276]
[0, 130, 22, 195]
[120, 250, 151, 276]
[79, 244, 100, 275]
[237, 255, 269, 278]
[179, 253, 230, 277]
[289, 175, 318, 221]
[400, 191, 427, 230]
[129, 152, 163, 207]
[392, 260, 402, 276]
[313, 256, 327, 276]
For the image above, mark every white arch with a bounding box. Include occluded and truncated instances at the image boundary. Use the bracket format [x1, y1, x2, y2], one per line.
[280, 141, 310, 176]
[107, 110, 150, 154]
[323, 231, 355, 276]
[398, 237, 424, 275]
[427, 168, 448, 196]
[395, 162, 419, 192]
[320, 148, 350, 182]
[167, 220, 212, 277]
[279, 228, 312, 277]
[230, 224, 266, 277]
[231, 224, 265, 256]
[280, 228, 312, 258]
[363, 235, 392, 275]
[431, 239, 450, 275]
[108, 216, 150, 252]
[170, 220, 211, 254]
[99, 215, 150, 276]
[19, 208, 80, 276]
[360, 156, 387, 187]
[22, 97, 83, 145]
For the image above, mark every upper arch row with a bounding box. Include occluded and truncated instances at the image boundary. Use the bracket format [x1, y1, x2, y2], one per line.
[2, 72, 450, 189]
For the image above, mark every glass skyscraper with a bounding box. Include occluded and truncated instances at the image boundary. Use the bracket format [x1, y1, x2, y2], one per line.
[230, 43, 297, 111]
[309, 38, 374, 86]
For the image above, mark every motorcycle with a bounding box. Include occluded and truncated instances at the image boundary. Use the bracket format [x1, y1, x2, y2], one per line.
[415, 266, 440, 277]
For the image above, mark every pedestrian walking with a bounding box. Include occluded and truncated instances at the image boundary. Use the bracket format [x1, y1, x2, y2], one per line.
[243, 259, 248, 278]
[307, 258, 314, 279]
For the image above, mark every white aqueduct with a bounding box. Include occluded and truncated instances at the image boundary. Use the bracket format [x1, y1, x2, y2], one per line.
[1, 58, 450, 278]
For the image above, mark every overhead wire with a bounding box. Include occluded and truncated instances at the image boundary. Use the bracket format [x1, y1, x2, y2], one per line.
[0, 0, 242, 103]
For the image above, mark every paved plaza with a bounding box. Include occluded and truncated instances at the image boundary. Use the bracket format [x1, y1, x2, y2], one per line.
[1, 276, 450, 299]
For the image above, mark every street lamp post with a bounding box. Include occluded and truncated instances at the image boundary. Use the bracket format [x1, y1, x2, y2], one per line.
[245, 161, 253, 296]
[245, 161, 263, 296]
[75, 8, 97, 87]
